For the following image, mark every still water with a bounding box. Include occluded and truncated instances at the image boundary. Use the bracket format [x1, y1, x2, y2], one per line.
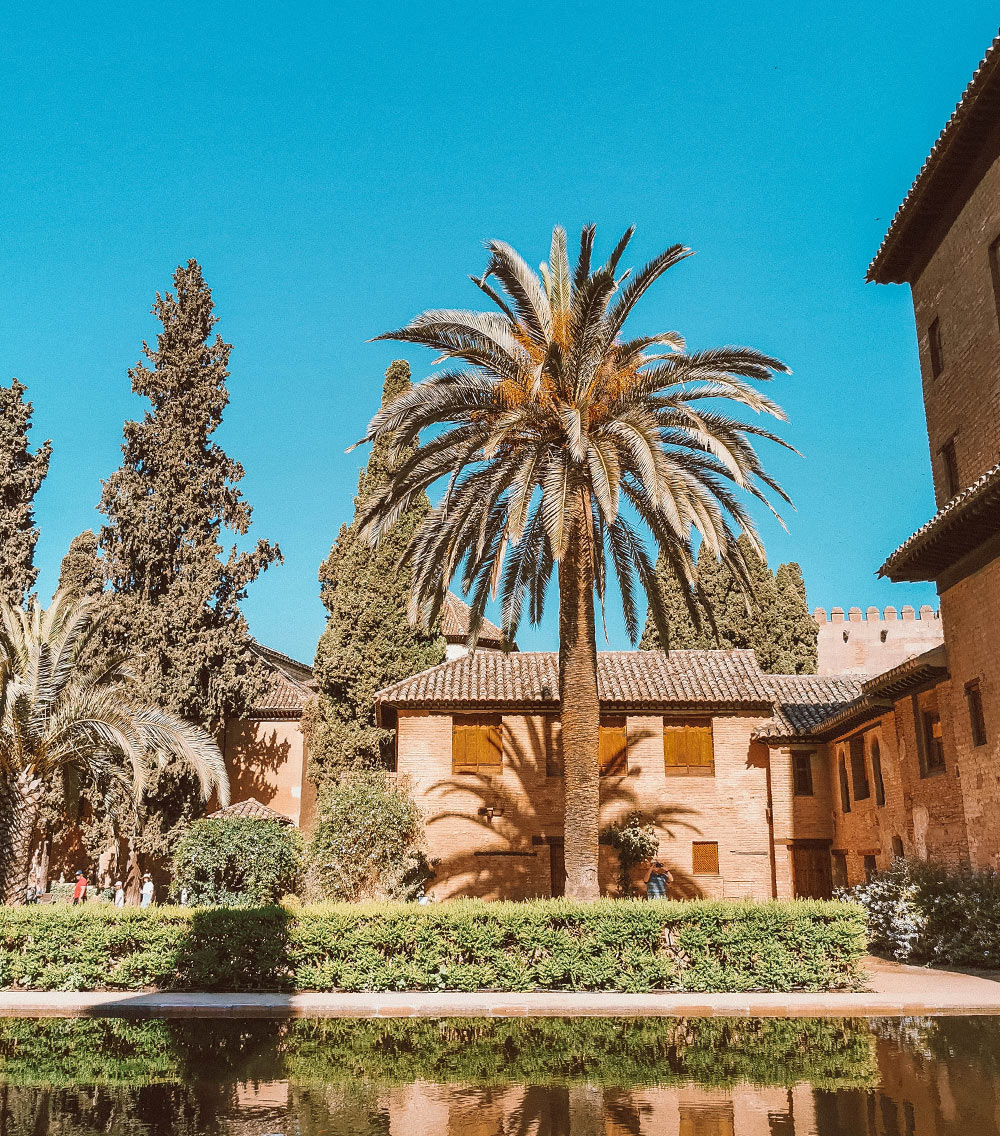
[0, 1014, 996, 1134]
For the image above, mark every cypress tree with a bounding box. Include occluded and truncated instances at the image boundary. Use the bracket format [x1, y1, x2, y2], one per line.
[98, 259, 282, 726]
[57, 531, 103, 599]
[308, 360, 446, 784]
[640, 538, 817, 674]
[0, 379, 51, 608]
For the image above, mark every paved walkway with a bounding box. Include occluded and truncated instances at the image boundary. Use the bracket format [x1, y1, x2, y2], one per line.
[2, 959, 999, 1018]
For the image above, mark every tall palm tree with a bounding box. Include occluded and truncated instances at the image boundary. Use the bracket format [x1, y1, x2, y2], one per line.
[354, 226, 791, 899]
[0, 590, 229, 904]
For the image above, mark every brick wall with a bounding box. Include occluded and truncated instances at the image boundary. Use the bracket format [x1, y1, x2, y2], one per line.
[395, 709, 835, 900]
[223, 717, 314, 831]
[814, 605, 942, 676]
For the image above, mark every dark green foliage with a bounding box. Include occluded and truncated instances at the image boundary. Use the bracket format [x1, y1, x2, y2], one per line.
[171, 817, 303, 907]
[98, 259, 282, 728]
[600, 813, 658, 896]
[0, 379, 51, 609]
[845, 858, 1000, 966]
[0, 1015, 878, 1091]
[56, 530, 103, 599]
[305, 770, 430, 901]
[308, 361, 445, 780]
[0, 898, 865, 992]
[640, 537, 817, 674]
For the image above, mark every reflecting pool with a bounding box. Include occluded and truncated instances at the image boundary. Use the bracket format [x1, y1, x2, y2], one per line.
[0, 1014, 996, 1134]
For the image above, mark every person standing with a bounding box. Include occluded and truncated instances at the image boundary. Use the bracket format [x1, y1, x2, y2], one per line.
[72, 870, 88, 905]
[140, 873, 155, 908]
[113, 880, 126, 908]
[644, 860, 673, 899]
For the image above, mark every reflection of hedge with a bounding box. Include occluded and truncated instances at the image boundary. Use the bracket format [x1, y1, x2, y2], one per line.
[0, 898, 865, 992]
[0, 1016, 878, 1090]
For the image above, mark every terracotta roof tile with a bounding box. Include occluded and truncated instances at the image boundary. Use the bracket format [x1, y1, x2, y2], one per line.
[440, 592, 506, 647]
[376, 649, 774, 710]
[249, 643, 317, 718]
[208, 797, 295, 824]
[751, 674, 866, 742]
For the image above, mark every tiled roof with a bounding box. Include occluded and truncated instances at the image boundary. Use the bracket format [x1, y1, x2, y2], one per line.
[868, 31, 1000, 283]
[208, 797, 294, 824]
[861, 644, 949, 700]
[250, 643, 317, 718]
[440, 592, 506, 647]
[752, 674, 866, 743]
[879, 463, 1000, 582]
[376, 649, 774, 710]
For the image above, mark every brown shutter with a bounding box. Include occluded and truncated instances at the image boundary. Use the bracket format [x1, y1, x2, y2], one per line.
[664, 720, 683, 770]
[484, 719, 503, 770]
[692, 841, 719, 875]
[452, 715, 503, 773]
[664, 718, 714, 773]
[693, 721, 714, 769]
[599, 715, 628, 775]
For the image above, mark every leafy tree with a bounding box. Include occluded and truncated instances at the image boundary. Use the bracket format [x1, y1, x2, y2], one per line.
[0, 379, 51, 609]
[307, 360, 445, 781]
[171, 816, 302, 907]
[354, 225, 791, 899]
[0, 591, 228, 904]
[57, 530, 103, 599]
[98, 259, 282, 727]
[641, 538, 817, 674]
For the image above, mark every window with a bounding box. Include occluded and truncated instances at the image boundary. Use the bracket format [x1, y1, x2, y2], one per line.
[664, 718, 714, 775]
[990, 236, 1000, 331]
[452, 714, 502, 774]
[599, 715, 628, 776]
[543, 717, 563, 777]
[849, 734, 870, 801]
[871, 737, 886, 807]
[922, 711, 946, 774]
[864, 854, 878, 883]
[966, 680, 987, 747]
[792, 751, 814, 796]
[940, 438, 960, 500]
[692, 841, 719, 876]
[839, 754, 851, 813]
[928, 316, 944, 378]
[831, 851, 848, 890]
[891, 835, 904, 859]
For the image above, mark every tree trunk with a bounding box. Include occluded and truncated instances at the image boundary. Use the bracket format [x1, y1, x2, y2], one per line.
[1, 768, 44, 906]
[558, 488, 601, 901]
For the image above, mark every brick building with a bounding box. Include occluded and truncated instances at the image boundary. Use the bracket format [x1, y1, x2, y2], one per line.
[813, 604, 942, 676]
[869, 30, 1000, 868]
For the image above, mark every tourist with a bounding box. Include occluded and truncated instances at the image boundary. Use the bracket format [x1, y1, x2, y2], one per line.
[71, 869, 88, 905]
[113, 880, 125, 908]
[644, 860, 672, 900]
[140, 873, 155, 908]
[25, 875, 38, 905]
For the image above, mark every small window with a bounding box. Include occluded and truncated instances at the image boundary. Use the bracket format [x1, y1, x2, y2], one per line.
[664, 718, 714, 775]
[692, 841, 719, 876]
[928, 316, 944, 378]
[792, 752, 814, 797]
[989, 236, 1000, 331]
[452, 714, 503, 774]
[863, 854, 878, 883]
[891, 835, 904, 859]
[831, 851, 848, 890]
[940, 438, 960, 500]
[966, 680, 987, 747]
[923, 711, 946, 774]
[849, 734, 870, 801]
[544, 717, 563, 778]
[839, 753, 851, 813]
[599, 715, 628, 776]
[871, 737, 886, 807]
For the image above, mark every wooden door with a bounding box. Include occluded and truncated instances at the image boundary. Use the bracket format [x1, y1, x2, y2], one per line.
[791, 844, 833, 899]
[548, 838, 565, 897]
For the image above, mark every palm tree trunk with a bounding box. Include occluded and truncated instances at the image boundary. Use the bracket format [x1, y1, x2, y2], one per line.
[1, 768, 44, 906]
[558, 488, 601, 901]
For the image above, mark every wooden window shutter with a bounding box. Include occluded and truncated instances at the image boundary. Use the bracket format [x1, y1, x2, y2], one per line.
[484, 718, 502, 770]
[452, 714, 502, 773]
[545, 717, 563, 777]
[664, 718, 714, 774]
[691, 721, 714, 768]
[663, 720, 684, 769]
[692, 841, 719, 875]
[599, 715, 628, 775]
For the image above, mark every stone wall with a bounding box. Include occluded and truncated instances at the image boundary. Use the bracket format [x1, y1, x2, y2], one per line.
[814, 605, 942, 676]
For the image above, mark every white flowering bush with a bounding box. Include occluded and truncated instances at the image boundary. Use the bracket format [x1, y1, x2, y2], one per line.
[601, 813, 660, 897]
[844, 859, 1000, 967]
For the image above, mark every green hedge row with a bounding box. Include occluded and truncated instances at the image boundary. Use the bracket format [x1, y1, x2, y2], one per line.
[0, 898, 866, 993]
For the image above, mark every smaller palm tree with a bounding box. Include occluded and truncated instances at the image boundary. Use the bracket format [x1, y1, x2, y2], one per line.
[0, 590, 229, 904]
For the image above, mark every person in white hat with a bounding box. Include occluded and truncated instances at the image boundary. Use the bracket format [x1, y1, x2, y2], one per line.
[113, 880, 125, 908]
[140, 873, 155, 908]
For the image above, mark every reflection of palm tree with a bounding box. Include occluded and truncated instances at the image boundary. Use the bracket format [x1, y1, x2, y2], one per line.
[425, 714, 701, 898]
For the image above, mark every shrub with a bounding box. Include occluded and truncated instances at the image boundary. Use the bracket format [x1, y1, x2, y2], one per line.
[306, 771, 431, 901]
[0, 897, 866, 993]
[844, 858, 1000, 967]
[601, 813, 659, 896]
[171, 817, 303, 907]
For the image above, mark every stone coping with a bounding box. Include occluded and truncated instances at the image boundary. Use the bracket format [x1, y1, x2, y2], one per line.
[0, 960, 998, 1019]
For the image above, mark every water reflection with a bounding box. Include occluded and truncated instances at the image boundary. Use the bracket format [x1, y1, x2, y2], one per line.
[0, 1016, 995, 1135]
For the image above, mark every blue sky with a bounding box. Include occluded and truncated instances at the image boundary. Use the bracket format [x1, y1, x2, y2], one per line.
[1, 2, 995, 662]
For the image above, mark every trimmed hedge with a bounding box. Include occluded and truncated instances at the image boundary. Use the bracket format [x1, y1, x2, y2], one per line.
[0, 898, 866, 993]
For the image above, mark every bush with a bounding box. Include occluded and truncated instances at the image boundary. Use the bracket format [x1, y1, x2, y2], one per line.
[171, 817, 303, 907]
[601, 813, 659, 896]
[0, 897, 866, 992]
[844, 858, 1000, 967]
[306, 771, 431, 901]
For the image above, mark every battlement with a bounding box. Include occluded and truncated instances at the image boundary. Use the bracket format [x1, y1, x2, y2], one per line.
[813, 605, 940, 624]
[813, 604, 944, 676]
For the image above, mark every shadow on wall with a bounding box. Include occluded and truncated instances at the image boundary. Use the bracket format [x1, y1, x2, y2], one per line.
[425, 715, 704, 900]
[225, 724, 293, 808]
